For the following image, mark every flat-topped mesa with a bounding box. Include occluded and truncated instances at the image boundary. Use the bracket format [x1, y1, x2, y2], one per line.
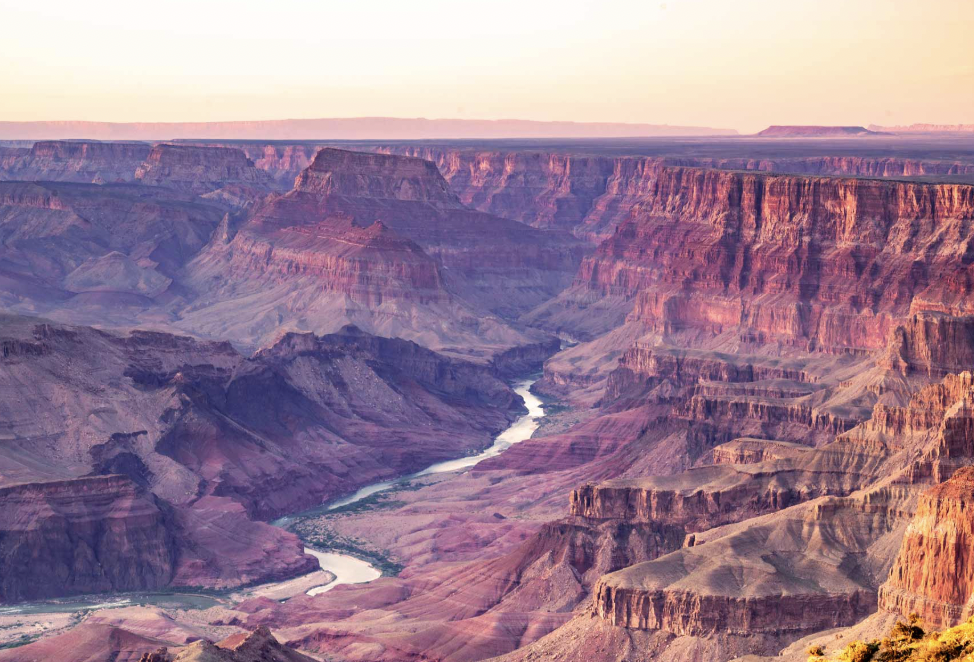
[756, 125, 884, 137]
[135, 144, 269, 193]
[294, 147, 459, 203]
[579, 166, 974, 353]
[880, 466, 974, 628]
[0, 140, 152, 183]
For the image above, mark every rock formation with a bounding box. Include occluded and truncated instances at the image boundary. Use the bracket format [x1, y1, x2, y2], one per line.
[881, 466, 974, 628]
[179, 148, 582, 358]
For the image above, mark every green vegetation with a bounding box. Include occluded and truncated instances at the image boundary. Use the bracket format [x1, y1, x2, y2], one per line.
[0, 634, 39, 650]
[813, 613, 974, 662]
[295, 522, 404, 577]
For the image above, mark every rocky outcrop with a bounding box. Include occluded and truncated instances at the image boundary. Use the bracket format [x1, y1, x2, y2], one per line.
[880, 466, 974, 628]
[0, 475, 174, 601]
[135, 144, 270, 194]
[172, 626, 316, 661]
[591, 490, 909, 638]
[881, 311, 974, 377]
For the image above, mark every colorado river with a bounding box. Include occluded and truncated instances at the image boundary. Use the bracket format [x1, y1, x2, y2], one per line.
[2, 378, 545, 612]
[297, 377, 545, 594]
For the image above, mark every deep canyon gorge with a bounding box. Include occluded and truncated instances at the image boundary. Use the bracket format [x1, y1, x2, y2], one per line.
[2, 131, 974, 661]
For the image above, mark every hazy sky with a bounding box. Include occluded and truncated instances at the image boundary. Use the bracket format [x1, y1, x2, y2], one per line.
[2, 0, 972, 133]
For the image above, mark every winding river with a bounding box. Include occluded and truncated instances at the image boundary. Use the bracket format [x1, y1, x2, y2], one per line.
[2, 378, 544, 614]
[294, 377, 545, 594]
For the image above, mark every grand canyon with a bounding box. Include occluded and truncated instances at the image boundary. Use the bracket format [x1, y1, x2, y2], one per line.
[3, 2, 974, 660]
[0, 126, 973, 661]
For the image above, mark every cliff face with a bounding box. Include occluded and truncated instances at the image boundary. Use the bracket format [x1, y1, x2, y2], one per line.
[881, 312, 974, 377]
[222, 142, 322, 187]
[0, 475, 174, 602]
[135, 144, 270, 194]
[880, 466, 974, 628]
[371, 146, 667, 240]
[368, 146, 974, 244]
[576, 167, 974, 353]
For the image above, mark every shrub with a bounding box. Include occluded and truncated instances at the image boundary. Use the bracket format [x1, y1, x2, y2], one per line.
[839, 640, 879, 662]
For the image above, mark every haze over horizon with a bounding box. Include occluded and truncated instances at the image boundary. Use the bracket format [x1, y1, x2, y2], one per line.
[3, 0, 972, 134]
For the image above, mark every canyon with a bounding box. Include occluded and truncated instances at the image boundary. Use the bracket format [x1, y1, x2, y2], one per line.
[2, 133, 974, 661]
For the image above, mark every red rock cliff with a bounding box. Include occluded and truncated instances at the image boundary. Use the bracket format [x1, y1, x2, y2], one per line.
[580, 167, 974, 353]
[880, 466, 974, 628]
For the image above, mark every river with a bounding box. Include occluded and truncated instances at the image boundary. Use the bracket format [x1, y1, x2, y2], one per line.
[295, 376, 545, 594]
[1, 377, 544, 613]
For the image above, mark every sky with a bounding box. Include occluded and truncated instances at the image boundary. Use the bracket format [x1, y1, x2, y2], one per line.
[2, 0, 972, 133]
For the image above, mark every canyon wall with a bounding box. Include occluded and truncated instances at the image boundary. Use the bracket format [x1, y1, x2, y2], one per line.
[574, 167, 974, 352]
[369, 146, 974, 242]
[0, 475, 175, 602]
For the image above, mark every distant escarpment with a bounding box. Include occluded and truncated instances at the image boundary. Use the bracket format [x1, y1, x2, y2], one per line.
[0, 140, 151, 183]
[756, 125, 885, 137]
[366, 146, 974, 244]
